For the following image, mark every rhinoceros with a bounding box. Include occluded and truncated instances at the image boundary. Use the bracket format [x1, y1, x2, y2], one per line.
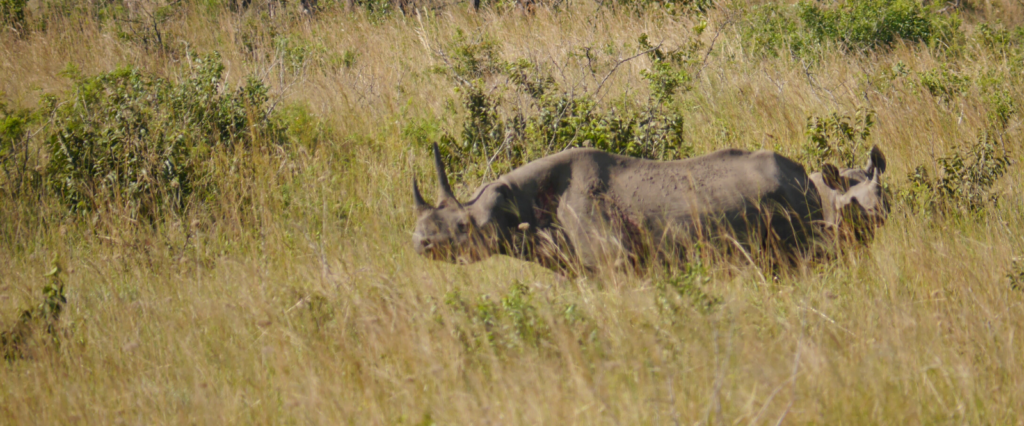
[412, 144, 887, 270]
[809, 146, 889, 240]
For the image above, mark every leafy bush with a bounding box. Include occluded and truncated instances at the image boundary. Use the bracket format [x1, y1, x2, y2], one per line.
[741, 4, 805, 58]
[2, 256, 66, 362]
[350, 0, 400, 19]
[976, 71, 1018, 130]
[430, 34, 695, 183]
[0, 97, 37, 197]
[985, 89, 1017, 130]
[43, 55, 287, 220]
[274, 35, 334, 74]
[1009, 258, 1024, 292]
[802, 109, 875, 170]
[901, 133, 1011, 214]
[798, 0, 959, 52]
[445, 30, 503, 81]
[976, 23, 1024, 55]
[443, 283, 551, 352]
[610, 0, 715, 15]
[440, 282, 600, 358]
[654, 253, 722, 318]
[0, 0, 28, 32]
[234, 13, 279, 60]
[918, 65, 970, 103]
[525, 95, 690, 161]
[740, 0, 962, 59]
[111, 1, 184, 55]
[638, 33, 698, 104]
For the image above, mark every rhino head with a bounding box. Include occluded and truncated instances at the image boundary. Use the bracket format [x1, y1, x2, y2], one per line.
[814, 145, 888, 239]
[412, 144, 514, 263]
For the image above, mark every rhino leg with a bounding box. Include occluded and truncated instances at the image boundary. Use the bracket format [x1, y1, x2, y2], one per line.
[556, 195, 638, 272]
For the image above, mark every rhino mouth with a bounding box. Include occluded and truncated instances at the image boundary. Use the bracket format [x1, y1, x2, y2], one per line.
[838, 206, 885, 241]
[416, 238, 489, 264]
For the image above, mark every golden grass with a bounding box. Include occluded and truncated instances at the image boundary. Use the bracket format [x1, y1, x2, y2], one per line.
[2, 0, 1024, 424]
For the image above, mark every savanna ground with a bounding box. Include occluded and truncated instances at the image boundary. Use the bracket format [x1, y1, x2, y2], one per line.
[2, 0, 1024, 423]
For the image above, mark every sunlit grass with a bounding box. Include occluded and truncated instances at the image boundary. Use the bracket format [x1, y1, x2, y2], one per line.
[2, 0, 1024, 424]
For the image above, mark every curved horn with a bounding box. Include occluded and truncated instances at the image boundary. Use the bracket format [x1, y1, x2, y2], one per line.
[413, 177, 429, 212]
[433, 143, 456, 201]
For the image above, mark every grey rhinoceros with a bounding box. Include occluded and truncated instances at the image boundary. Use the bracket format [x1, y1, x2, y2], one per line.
[412, 144, 887, 270]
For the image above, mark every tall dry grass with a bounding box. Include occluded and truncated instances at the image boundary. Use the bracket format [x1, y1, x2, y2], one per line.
[2, 0, 1024, 424]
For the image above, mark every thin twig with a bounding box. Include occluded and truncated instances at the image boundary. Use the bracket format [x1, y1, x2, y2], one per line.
[799, 304, 857, 337]
[697, 17, 732, 78]
[594, 46, 660, 98]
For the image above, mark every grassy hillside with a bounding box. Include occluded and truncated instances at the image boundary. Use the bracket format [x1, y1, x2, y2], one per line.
[2, 0, 1024, 423]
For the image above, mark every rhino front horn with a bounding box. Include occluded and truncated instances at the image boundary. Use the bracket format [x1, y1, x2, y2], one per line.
[433, 143, 457, 203]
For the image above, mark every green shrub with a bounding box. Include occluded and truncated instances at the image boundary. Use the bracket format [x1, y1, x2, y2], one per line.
[797, 0, 960, 52]
[443, 30, 504, 81]
[802, 109, 875, 170]
[638, 33, 697, 104]
[274, 35, 330, 74]
[429, 34, 695, 183]
[976, 23, 1024, 55]
[235, 13, 279, 61]
[741, 4, 805, 58]
[111, 1, 183, 54]
[654, 253, 722, 318]
[525, 94, 690, 161]
[740, 0, 962, 60]
[986, 90, 1016, 130]
[43, 54, 288, 220]
[0, 97, 35, 197]
[901, 133, 1011, 214]
[918, 64, 970, 103]
[0, 0, 28, 31]
[1009, 258, 1024, 292]
[350, 0, 398, 19]
[976, 71, 1018, 130]
[611, 0, 715, 15]
[1, 256, 66, 362]
[443, 283, 550, 352]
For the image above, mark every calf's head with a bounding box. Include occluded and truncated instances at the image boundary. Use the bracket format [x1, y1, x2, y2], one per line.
[412, 144, 511, 263]
[818, 146, 888, 238]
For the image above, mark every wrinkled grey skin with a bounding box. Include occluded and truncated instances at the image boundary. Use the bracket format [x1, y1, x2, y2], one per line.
[807, 146, 888, 239]
[413, 144, 887, 269]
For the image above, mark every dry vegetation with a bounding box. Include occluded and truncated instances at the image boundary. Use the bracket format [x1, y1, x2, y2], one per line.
[2, 0, 1024, 423]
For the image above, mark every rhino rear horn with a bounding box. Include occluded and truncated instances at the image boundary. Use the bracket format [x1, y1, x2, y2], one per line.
[413, 177, 430, 213]
[433, 143, 457, 203]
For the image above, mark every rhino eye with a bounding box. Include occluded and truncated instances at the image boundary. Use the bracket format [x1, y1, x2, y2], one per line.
[457, 222, 468, 233]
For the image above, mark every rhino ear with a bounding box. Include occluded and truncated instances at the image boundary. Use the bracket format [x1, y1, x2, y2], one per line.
[468, 183, 511, 226]
[866, 145, 887, 177]
[822, 163, 845, 191]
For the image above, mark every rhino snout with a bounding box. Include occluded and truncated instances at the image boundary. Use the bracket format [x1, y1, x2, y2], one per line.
[412, 233, 436, 255]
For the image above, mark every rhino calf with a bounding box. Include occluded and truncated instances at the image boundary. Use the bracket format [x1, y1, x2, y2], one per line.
[412, 144, 887, 270]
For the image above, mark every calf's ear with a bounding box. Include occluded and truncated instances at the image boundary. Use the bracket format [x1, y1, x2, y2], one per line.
[866, 145, 887, 176]
[822, 164, 845, 191]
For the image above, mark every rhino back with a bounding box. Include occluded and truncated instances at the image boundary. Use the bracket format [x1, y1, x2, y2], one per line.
[490, 148, 819, 255]
[609, 150, 806, 220]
